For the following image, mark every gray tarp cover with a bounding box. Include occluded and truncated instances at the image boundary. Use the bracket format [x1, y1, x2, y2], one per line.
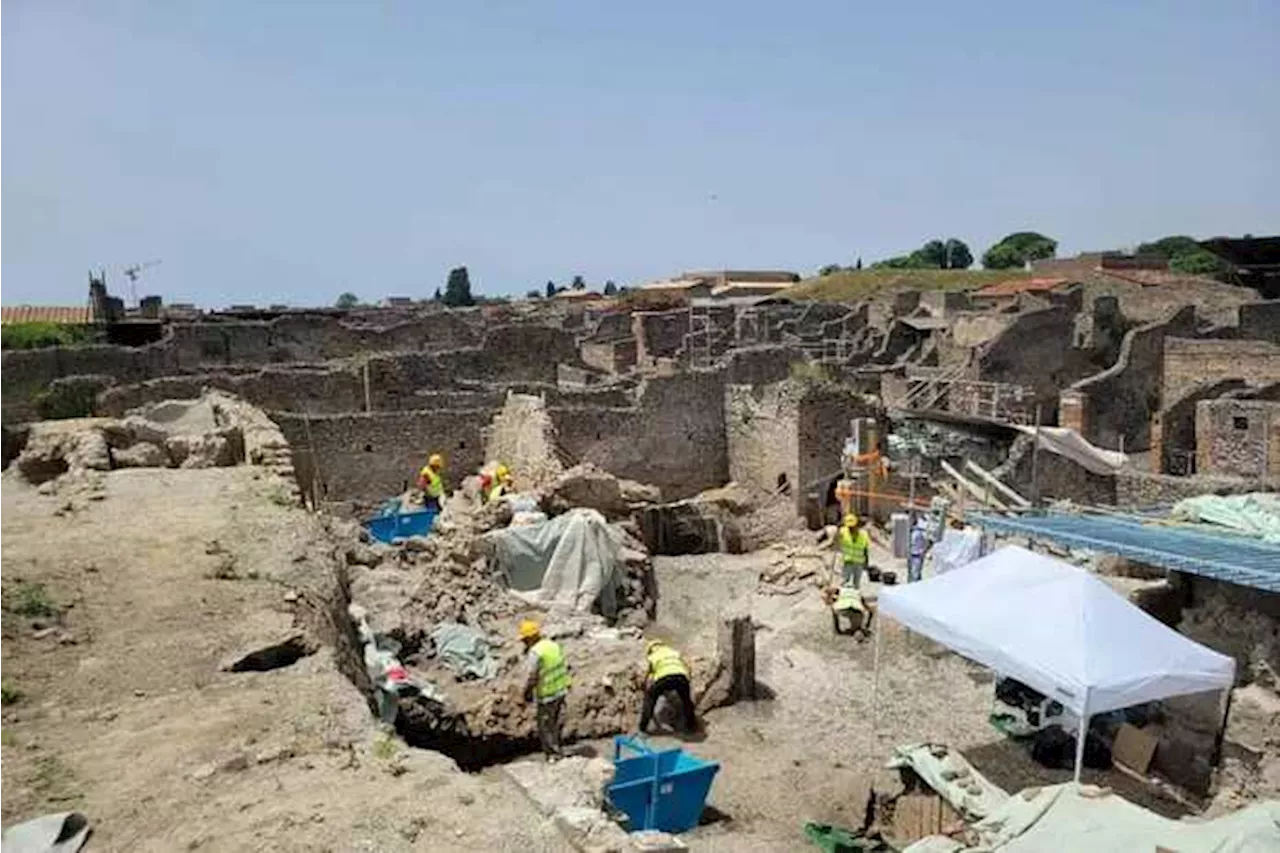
[484, 508, 623, 617]
[431, 622, 498, 680]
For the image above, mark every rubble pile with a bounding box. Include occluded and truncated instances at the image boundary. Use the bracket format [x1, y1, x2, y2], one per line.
[541, 462, 662, 519]
[756, 538, 831, 596]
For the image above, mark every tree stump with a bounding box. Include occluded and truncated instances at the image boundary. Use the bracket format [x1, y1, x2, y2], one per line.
[717, 610, 756, 701]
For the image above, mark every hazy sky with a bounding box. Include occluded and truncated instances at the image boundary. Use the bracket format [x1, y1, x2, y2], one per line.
[3, 1, 1278, 307]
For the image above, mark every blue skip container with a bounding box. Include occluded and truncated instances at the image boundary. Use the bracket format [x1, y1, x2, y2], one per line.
[605, 735, 719, 834]
[361, 500, 439, 544]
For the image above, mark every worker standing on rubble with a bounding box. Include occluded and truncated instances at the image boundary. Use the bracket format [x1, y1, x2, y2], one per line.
[520, 620, 570, 760]
[487, 463, 513, 503]
[838, 513, 871, 588]
[416, 453, 447, 511]
[639, 640, 697, 734]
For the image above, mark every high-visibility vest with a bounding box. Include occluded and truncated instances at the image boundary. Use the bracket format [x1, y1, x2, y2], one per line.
[532, 638, 571, 700]
[840, 527, 870, 564]
[647, 643, 690, 682]
[488, 482, 507, 502]
[420, 467, 444, 499]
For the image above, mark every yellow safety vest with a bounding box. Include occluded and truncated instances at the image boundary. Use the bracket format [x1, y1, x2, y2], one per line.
[647, 644, 690, 682]
[488, 482, 507, 502]
[420, 467, 444, 499]
[840, 527, 870, 564]
[532, 638, 571, 700]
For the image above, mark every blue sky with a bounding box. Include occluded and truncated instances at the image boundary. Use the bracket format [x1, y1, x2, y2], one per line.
[3, 1, 1278, 307]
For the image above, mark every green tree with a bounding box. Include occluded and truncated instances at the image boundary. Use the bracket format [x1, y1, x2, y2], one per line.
[335, 292, 359, 309]
[443, 267, 475, 307]
[981, 232, 1057, 269]
[570, 275, 586, 291]
[1169, 249, 1230, 277]
[818, 264, 843, 276]
[545, 280, 556, 298]
[525, 289, 542, 299]
[1136, 235, 1200, 259]
[603, 280, 618, 296]
[871, 254, 933, 270]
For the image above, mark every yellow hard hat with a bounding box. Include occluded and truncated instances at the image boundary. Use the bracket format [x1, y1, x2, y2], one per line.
[495, 463, 511, 480]
[428, 453, 444, 469]
[518, 620, 540, 640]
[844, 513, 858, 527]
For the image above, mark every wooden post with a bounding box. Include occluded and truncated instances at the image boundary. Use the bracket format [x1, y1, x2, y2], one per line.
[717, 610, 756, 702]
[1029, 403, 1043, 508]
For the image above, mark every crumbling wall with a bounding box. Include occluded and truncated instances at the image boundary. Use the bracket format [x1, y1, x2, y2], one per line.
[96, 366, 367, 416]
[992, 433, 1117, 505]
[1238, 301, 1280, 343]
[1115, 470, 1268, 506]
[1196, 399, 1280, 479]
[1067, 306, 1198, 451]
[977, 306, 1080, 412]
[632, 309, 690, 368]
[1163, 338, 1280, 406]
[551, 372, 728, 500]
[1152, 380, 1248, 475]
[273, 409, 489, 508]
[484, 393, 566, 491]
[797, 385, 872, 512]
[726, 381, 803, 503]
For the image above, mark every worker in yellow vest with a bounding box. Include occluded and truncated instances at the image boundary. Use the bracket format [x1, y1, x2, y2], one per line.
[639, 640, 696, 734]
[416, 453, 446, 510]
[520, 620, 570, 759]
[487, 463, 513, 503]
[838, 513, 871, 588]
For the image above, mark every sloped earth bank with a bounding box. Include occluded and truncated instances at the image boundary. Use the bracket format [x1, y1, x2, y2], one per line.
[0, 467, 571, 852]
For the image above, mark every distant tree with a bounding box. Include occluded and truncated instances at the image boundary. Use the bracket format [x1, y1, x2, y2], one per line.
[871, 254, 933, 270]
[570, 275, 586, 291]
[1136, 235, 1200, 259]
[943, 238, 973, 269]
[525, 289, 542, 299]
[335, 292, 359, 309]
[1170, 249, 1230, 277]
[603, 280, 618, 296]
[855, 257, 863, 270]
[442, 266, 475, 307]
[818, 264, 843, 277]
[981, 232, 1057, 269]
[545, 280, 556, 298]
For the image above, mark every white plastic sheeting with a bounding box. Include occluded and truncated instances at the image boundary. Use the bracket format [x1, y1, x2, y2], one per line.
[484, 508, 624, 617]
[1013, 425, 1127, 476]
[1172, 492, 1280, 543]
[930, 527, 984, 576]
[879, 546, 1235, 718]
[905, 784, 1280, 853]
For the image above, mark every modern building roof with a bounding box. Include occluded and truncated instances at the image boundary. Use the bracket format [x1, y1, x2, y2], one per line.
[971, 278, 1069, 298]
[1201, 236, 1280, 271]
[973, 511, 1280, 592]
[0, 305, 93, 325]
[639, 278, 708, 292]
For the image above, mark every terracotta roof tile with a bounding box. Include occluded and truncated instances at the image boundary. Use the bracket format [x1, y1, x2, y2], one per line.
[0, 305, 93, 325]
[972, 278, 1068, 298]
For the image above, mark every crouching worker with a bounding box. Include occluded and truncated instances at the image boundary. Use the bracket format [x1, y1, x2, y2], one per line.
[824, 584, 874, 639]
[520, 620, 570, 760]
[639, 640, 697, 734]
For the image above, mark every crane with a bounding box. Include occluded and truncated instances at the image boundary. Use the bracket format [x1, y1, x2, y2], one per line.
[122, 259, 162, 305]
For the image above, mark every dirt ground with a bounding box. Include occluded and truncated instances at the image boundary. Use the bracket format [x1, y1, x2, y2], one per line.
[631, 546, 1195, 851]
[1, 467, 571, 853]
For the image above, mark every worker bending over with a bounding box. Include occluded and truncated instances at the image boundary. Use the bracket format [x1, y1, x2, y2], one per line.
[520, 620, 570, 760]
[838, 513, 871, 588]
[638, 640, 697, 734]
[416, 453, 447, 511]
[487, 463, 513, 503]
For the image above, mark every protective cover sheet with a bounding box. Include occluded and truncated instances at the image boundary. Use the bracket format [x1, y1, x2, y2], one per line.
[484, 508, 623, 617]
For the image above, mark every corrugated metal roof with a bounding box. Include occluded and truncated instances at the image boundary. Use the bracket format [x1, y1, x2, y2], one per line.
[0, 305, 93, 325]
[972, 278, 1068, 298]
[974, 511, 1280, 592]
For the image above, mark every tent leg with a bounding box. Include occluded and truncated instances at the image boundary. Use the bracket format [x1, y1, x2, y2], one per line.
[1073, 713, 1089, 784]
[869, 614, 883, 756]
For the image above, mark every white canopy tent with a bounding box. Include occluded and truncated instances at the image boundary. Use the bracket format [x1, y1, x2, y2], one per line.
[876, 545, 1236, 781]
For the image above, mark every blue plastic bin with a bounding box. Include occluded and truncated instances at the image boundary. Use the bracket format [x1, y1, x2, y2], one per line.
[605, 735, 719, 834]
[362, 507, 438, 544]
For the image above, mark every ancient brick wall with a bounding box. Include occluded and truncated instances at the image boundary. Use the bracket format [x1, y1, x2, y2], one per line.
[551, 372, 728, 500]
[977, 306, 1083, 413]
[1066, 307, 1198, 451]
[797, 386, 872, 511]
[725, 382, 802, 504]
[1115, 470, 1267, 505]
[1195, 399, 1280, 478]
[1151, 379, 1247, 474]
[632, 309, 690, 367]
[1238, 300, 1280, 343]
[273, 409, 488, 508]
[1163, 338, 1280, 406]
